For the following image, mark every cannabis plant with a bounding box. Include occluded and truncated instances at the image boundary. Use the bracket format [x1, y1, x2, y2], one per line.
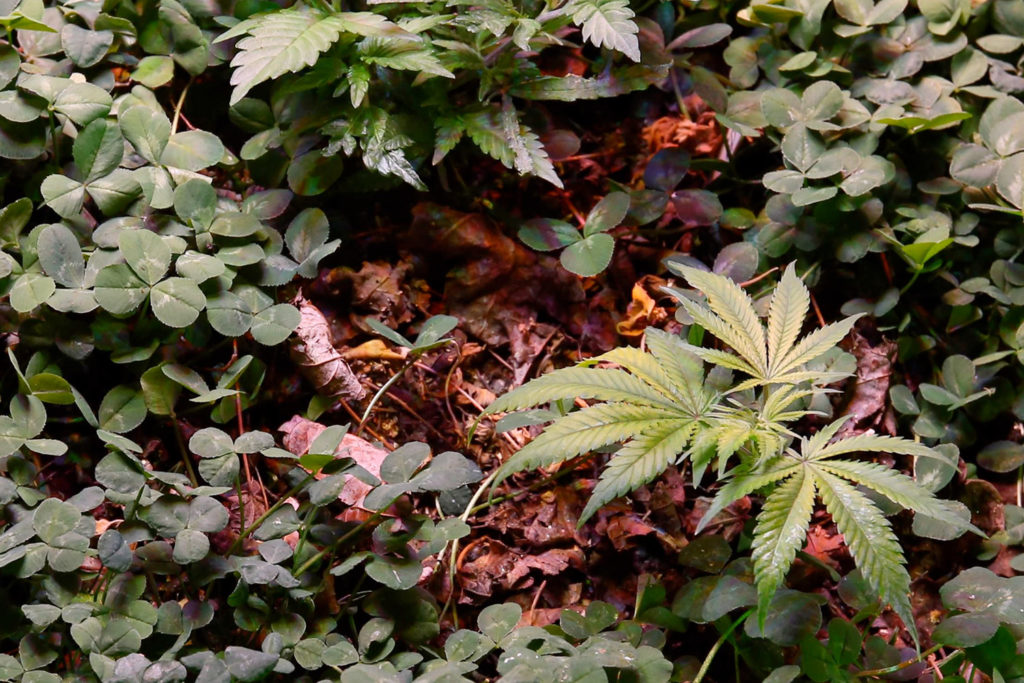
[486, 264, 973, 637]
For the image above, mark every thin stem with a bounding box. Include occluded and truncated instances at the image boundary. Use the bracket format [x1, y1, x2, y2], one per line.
[171, 416, 199, 487]
[854, 644, 942, 678]
[236, 474, 246, 544]
[900, 268, 922, 295]
[292, 504, 319, 565]
[125, 484, 146, 522]
[228, 474, 314, 555]
[692, 609, 754, 683]
[231, 341, 256, 493]
[292, 507, 389, 577]
[442, 470, 501, 625]
[47, 110, 62, 169]
[170, 79, 192, 135]
[468, 466, 575, 515]
[1017, 463, 1022, 508]
[358, 356, 418, 433]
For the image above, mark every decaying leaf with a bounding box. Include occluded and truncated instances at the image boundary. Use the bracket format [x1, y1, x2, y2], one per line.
[837, 327, 897, 438]
[290, 293, 366, 400]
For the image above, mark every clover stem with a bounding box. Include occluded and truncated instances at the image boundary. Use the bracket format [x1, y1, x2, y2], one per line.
[358, 355, 418, 435]
[900, 268, 922, 295]
[291, 507, 389, 577]
[1017, 463, 1022, 507]
[692, 609, 753, 683]
[440, 468, 501, 626]
[172, 415, 199, 487]
[228, 474, 313, 555]
[170, 78, 192, 135]
[235, 474, 245, 548]
[125, 481, 146, 522]
[47, 110, 61, 169]
[467, 465, 576, 516]
[231, 340, 256, 492]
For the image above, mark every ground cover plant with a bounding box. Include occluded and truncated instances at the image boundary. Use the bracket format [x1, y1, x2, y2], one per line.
[5, 0, 1024, 680]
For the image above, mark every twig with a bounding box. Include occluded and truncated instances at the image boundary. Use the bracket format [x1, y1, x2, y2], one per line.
[361, 376, 448, 441]
[468, 465, 577, 516]
[292, 506, 390, 577]
[809, 292, 827, 328]
[738, 266, 780, 288]
[228, 474, 313, 555]
[854, 644, 942, 678]
[338, 399, 395, 448]
[443, 347, 465, 439]
[441, 469, 500, 625]
[455, 385, 520, 451]
[528, 579, 547, 623]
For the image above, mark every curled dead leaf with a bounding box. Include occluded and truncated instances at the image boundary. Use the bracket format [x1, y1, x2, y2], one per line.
[617, 276, 669, 338]
[290, 293, 366, 400]
[340, 339, 407, 362]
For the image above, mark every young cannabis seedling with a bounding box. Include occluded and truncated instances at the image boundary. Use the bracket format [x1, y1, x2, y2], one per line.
[486, 263, 974, 639]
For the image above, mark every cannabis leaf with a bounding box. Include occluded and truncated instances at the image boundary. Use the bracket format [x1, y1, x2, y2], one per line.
[699, 420, 979, 640]
[564, 0, 641, 62]
[463, 105, 563, 188]
[485, 329, 717, 521]
[486, 262, 975, 643]
[674, 262, 862, 391]
[218, 7, 412, 105]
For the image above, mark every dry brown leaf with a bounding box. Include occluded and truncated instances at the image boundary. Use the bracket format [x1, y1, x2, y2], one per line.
[290, 293, 366, 400]
[617, 276, 670, 338]
[340, 339, 407, 362]
[837, 327, 897, 438]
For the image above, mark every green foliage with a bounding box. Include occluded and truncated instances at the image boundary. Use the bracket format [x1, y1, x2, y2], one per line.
[488, 264, 973, 638]
[216, 0, 666, 194]
[1, 0, 1023, 676]
[0, 1, 678, 677]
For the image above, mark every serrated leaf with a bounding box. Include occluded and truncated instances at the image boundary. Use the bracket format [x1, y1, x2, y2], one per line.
[487, 366, 679, 415]
[697, 459, 801, 533]
[358, 36, 452, 78]
[225, 9, 349, 105]
[771, 314, 862, 380]
[813, 468, 916, 643]
[678, 265, 767, 374]
[496, 402, 685, 483]
[818, 459, 979, 534]
[752, 468, 815, 627]
[581, 423, 696, 521]
[765, 264, 809, 375]
[804, 430, 943, 462]
[565, 0, 640, 61]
